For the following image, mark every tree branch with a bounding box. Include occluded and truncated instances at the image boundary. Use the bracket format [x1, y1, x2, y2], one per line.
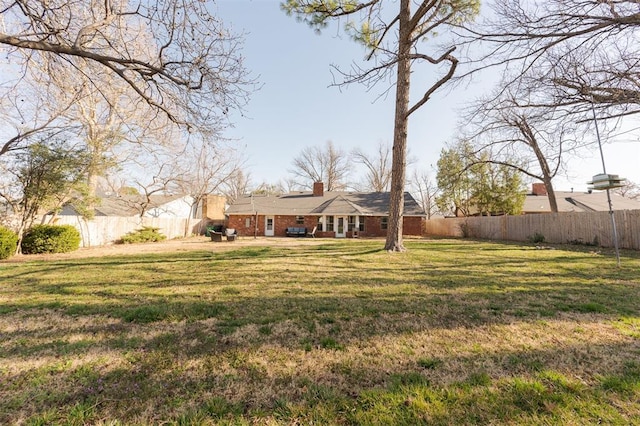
[406, 48, 457, 117]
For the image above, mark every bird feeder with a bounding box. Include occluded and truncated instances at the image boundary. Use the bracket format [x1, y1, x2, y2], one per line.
[587, 173, 626, 191]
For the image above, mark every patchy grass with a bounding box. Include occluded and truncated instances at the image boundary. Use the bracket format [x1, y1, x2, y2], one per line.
[1, 239, 639, 424]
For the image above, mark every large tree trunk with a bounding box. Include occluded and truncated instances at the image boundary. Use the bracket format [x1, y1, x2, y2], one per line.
[530, 144, 558, 213]
[517, 116, 559, 213]
[543, 178, 558, 213]
[384, 0, 411, 252]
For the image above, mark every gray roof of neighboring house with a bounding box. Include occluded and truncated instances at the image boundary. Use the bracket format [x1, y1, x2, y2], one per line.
[60, 194, 188, 216]
[227, 191, 426, 217]
[523, 191, 640, 213]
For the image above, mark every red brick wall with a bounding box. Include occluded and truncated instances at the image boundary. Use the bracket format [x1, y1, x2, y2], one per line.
[403, 216, 423, 236]
[315, 231, 336, 238]
[357, 217, 421, 237]
[227, 215, 261, 237]
[272, 215, 317, 236]
[228, 215, 424, 237]
[532, 183, 547, 196]
[313, 182, 324, 197]
[362, 216, 385, 237]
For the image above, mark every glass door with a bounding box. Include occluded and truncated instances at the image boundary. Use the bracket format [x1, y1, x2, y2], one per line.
[336, 216, 346, 238]
[265, 216, 274, 236]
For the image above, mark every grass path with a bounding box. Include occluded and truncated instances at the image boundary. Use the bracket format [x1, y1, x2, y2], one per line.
[1, 239, 639, 424]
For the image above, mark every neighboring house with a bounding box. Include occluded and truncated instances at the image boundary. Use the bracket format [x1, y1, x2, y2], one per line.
[59, 194, 200, 218]
[226, 182, 426, 238]
[524, 183, 640, 213]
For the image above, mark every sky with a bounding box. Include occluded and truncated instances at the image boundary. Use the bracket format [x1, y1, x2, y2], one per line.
[216, 0, 640, 193]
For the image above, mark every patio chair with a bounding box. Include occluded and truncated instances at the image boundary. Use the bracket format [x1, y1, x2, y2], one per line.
[225, 228, 237, 242]
[306, 226, 317, 238]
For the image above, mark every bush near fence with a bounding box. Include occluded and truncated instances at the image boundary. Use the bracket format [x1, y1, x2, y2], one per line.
[425, 209, 640, 250]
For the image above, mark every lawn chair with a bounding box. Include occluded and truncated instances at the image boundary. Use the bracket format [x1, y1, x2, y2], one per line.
[225, 228, 237, 242]
[306, 226, 317, 238]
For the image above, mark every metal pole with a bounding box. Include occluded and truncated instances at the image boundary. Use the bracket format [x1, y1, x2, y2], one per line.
[591, 101, 621, 267]
[251, 193, 257, 239]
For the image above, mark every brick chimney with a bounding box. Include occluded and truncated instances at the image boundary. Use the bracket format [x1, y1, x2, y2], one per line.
[313, 181, 324, 197]
[532, 183, 547, 196]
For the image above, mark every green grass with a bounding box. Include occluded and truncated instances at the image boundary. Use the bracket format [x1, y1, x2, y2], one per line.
[1, 238, 639, 424]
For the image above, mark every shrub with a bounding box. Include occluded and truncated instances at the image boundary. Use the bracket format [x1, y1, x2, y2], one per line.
[528, 232, 545, 244]
[0, 226, 18, 260]
[118, 226, 166, 244]
[459, 221, 474, 238]
[568, 235, 600, 247]
[21, 224, 81, 254]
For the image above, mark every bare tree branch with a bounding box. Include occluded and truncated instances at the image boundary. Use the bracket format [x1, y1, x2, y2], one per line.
[352, 142, 393, 192]
[289, 141, 350, 191]
[459, 0, 640, 121]
[1, 0, 255, 132]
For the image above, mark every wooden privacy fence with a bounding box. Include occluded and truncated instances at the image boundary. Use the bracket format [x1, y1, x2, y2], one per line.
[47, 216, 205, 247]
[425, 209, 640, 250]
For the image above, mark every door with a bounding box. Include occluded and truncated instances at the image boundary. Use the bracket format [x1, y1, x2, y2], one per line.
[336, 216, 346, 238]
[265, 216, 274, 236]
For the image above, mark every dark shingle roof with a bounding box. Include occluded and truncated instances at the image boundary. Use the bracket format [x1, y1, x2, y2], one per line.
[227, 191, 425, 216]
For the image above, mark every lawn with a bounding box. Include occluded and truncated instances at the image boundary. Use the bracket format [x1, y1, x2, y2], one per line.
[1, 238, 639, 425]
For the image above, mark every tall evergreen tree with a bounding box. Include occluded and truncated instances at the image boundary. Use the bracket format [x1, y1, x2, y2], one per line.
[282, 0, 479, 251]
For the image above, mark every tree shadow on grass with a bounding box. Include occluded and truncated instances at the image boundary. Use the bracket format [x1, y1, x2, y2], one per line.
[3, 323, 639, 424]
[1, 239, 639, 423]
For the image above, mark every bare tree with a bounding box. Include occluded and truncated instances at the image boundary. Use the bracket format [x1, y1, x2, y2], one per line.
[125, 165, 182, 218]
[461, 91, 594, 213]
[614, 180, 640, 200]
[222, 170, 253, 205]
[408, 169, 440, 219]
[252, 182, 285, 196]
[174, 140, 243, 229]
[283, 0, 480, 251]
[278, 177, 303, 194]
[463, 0, 640, 121]
[450, 1, 639, 212]
[289, 141, 350, 191]
[0, 68, 81, 157]
[352, 142, 392, 192]
[56, 66, 172, 194]
[0, 0, 254, 135]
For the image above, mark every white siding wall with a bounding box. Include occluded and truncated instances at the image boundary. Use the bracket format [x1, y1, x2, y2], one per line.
[47, 215, 203, 247]
[144, 197, 196, 218]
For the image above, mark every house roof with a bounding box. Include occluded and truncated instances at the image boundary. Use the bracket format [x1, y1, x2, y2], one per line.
[227, 191, 426, 217]
[523, 191, 640, 213]
[60, 194, 189, 216]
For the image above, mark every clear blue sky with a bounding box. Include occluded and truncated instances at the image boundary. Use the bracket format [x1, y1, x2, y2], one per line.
[217, 0, 640, 192]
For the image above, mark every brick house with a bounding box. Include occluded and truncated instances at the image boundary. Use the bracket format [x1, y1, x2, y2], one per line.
[226, 182, 426, 238]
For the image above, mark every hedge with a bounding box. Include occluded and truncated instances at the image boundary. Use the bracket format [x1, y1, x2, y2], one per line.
[0, 226, 18, 259]
[21, 224, 81, 254]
